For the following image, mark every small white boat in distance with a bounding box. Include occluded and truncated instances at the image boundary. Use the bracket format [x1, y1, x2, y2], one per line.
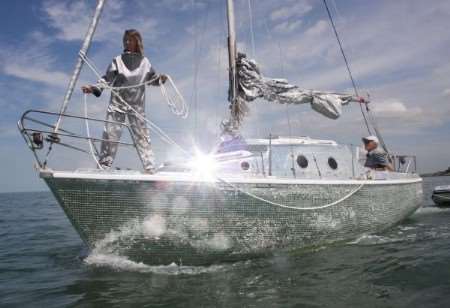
[432, 185, 450, 206]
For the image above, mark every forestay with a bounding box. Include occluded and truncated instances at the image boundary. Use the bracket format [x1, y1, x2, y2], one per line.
[236, 53, 360, 120]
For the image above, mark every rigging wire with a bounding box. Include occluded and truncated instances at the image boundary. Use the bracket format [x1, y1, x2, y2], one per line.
[83, 93, 104, 169]
[322, 0, 372, 136]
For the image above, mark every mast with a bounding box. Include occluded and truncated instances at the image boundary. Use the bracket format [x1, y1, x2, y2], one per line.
[54, 0, 106, 133]
[226, 0, 238, 128]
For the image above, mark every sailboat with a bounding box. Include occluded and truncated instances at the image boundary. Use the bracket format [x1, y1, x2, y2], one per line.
[18, 0, 423, 265]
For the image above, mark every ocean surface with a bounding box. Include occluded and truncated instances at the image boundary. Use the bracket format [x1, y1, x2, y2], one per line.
[1, 176, 450, 307]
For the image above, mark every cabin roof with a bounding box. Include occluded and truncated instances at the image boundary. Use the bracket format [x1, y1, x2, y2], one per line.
[246, 136, 338, 146]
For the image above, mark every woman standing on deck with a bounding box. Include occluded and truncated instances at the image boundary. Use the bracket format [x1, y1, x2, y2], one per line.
[82, 29, 167, 173]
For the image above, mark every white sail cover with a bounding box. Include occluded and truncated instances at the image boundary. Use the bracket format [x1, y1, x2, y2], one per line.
[236, 53, 359, 119]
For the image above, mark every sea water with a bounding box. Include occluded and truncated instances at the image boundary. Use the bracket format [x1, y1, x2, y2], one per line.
[1, 177, 450, 307]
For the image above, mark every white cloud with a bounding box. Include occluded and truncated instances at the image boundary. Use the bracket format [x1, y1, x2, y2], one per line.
[4, 64, 69, 88]
[371, 99, 428, 127]
[153, 0, 207, 11]
[42, 1, 96, 41]
[372, 100, 408, 113]
[303, 19, 328, 37]
[270, 1, 313, 21]
[42, 0, 159, 43]
[0, 29, 72, 89]
[273, 20, 303, 33]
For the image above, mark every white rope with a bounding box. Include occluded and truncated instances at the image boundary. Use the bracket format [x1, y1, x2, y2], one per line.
[94, 78, 158, 90]
[218, 178, 365, 210]
[83, 93, 104, 169]
[80, 52, 157, 89]
[159, 75, 189, 119]
[109, 86, 189, 154]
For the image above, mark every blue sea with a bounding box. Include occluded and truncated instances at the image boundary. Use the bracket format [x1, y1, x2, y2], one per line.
[1, 177, 450, 307]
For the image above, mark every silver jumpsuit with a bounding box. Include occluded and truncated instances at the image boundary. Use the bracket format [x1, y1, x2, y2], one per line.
[93, 52, 160, 172]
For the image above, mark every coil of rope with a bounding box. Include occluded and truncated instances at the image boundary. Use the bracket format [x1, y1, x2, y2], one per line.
[159, 76, 189, 119]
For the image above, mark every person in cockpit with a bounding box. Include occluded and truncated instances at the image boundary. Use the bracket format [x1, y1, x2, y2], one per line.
[362, 135, 394, 171]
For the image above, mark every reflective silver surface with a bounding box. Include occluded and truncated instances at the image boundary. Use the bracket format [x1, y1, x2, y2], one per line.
[44, 173, 422, 265]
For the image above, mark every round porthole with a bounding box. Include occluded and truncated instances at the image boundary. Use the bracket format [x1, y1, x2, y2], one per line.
[328, 157, 338, 170]
[296, 155, 308, 168]
[241, 161, 250, 171]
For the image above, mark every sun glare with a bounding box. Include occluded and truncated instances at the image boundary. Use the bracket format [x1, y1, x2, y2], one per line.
[189, 149, 218, 181]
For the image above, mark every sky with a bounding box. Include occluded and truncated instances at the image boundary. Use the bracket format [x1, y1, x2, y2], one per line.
[0, 0, 449, 192]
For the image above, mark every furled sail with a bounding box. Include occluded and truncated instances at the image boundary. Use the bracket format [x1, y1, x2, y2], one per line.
[235, 52, 360, 120]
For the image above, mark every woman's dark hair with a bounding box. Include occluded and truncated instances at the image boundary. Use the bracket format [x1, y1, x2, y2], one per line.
[123, 29, 144, 55]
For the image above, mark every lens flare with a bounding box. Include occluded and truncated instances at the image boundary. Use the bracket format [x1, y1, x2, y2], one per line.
[189, 149, 218, 181]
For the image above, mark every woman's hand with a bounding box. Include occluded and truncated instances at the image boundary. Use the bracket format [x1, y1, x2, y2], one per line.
[81, 85, 94, 94]
[159, 74, 168, 84]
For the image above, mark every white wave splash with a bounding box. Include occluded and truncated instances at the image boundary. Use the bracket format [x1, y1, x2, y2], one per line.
[414, 206, 450, 215]
[84, 252, 226, 275]
[348, 234, 404, 245]
[142, 214, 166, 239]
[83, 212, 234, 274]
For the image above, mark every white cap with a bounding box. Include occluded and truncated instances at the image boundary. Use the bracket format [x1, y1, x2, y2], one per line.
[362, 135, 379, 144]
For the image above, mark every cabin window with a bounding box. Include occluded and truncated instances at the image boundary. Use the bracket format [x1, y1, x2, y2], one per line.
[241, 161, 250, 171]
[328, 157, 338, 170]
[296, 155, 308, 168]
